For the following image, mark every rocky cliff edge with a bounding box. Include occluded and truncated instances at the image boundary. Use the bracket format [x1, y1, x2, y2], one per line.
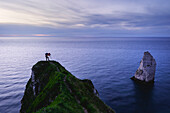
[20, 61, 115, 113]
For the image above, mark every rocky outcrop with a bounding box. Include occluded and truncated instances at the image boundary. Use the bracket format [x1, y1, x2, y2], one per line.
[131, 51, 156, 83]
[20, 61, 115, 113]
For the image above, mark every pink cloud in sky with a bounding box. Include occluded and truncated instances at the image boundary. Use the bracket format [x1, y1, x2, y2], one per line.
[0, 34, 55, 37]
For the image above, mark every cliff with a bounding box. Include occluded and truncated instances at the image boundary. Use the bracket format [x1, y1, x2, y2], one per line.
[20, 61, 115, 113]
[131, 51, 156, 83]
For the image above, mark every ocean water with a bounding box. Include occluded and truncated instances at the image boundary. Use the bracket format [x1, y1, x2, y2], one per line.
[0, 37, 170, 113]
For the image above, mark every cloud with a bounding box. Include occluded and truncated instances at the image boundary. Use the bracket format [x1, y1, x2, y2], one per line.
[0, 0, 170, 36]
[84, 10, 170, 30]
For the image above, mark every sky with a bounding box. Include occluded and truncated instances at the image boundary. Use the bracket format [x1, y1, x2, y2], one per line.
[0, 0, 170, 37]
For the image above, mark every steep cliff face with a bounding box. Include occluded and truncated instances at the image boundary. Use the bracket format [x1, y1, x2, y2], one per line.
[20, 61, 115, 113]
[131, 51, 156, 83]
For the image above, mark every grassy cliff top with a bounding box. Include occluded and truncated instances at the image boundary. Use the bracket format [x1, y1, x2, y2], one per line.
[20, 61, 115, 113]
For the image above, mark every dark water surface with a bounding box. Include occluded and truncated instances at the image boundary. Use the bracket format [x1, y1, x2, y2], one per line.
[0, 37, 170, 113]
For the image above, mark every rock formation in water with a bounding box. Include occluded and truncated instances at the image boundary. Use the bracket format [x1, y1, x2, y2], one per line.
[20, 61, 115, 113]
[131, 51, 156, 83]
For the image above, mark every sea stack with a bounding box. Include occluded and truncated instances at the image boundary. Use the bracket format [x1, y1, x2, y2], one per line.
[131, 51, 156, 83]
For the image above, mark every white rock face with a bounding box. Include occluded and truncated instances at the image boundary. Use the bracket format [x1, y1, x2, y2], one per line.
[134, 51, 156, 82]
[31, 71, 36, 96]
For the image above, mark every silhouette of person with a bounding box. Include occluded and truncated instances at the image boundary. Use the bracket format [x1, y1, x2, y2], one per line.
[45, 53, 51, 61]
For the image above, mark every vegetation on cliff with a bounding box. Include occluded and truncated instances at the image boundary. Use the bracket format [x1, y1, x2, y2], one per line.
[20, 61, 115, 113]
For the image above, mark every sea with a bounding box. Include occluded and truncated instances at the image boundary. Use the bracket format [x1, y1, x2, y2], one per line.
[0, 37, 170, 113]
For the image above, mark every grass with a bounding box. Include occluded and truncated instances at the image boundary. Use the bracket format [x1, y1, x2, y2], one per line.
[20, 61, 115, 113]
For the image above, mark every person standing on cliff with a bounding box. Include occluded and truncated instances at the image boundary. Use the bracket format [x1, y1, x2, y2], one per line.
[45, 53, 51, 61]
